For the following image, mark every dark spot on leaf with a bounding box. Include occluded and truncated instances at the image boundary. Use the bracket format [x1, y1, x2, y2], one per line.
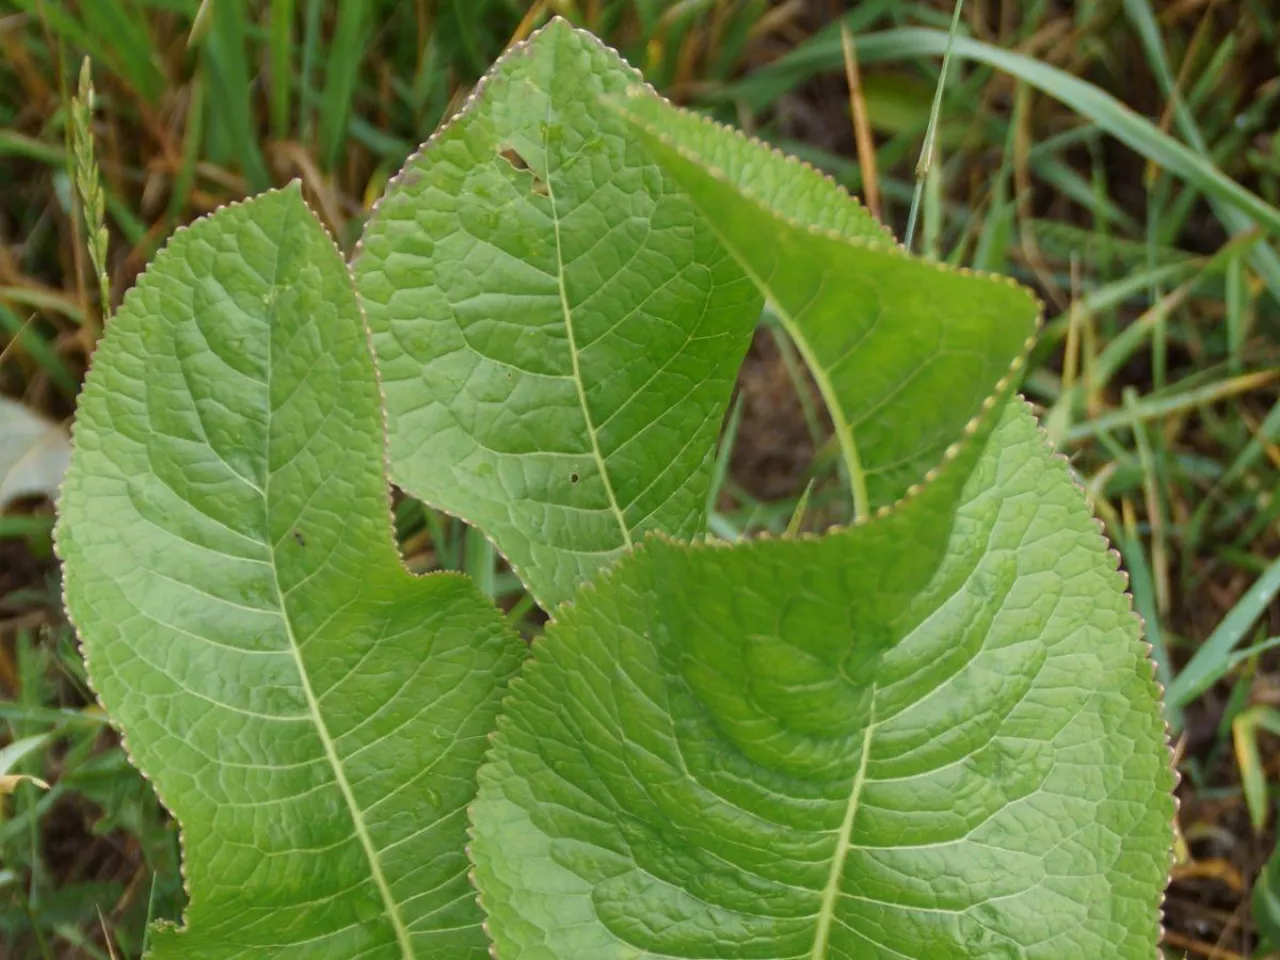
[292, 530, 306, 547]
[570, 473, 579, 484]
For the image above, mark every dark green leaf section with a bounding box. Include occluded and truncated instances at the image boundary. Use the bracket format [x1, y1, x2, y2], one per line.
[355, 20, 762, 610]
[612, 92, 1039, 516]
[471, 401, 1174, 959]
[57, 186, 524, 959]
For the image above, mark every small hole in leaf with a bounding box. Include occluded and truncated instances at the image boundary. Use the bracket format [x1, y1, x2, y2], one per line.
[499, 147, 530, 171]
[499, 146, 548, 196]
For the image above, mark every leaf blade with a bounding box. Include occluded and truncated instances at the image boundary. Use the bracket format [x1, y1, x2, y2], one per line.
[471, 402, 1175, 958]
[474, 91, 1170, 958]
[57, 184, 523, 958]
[354, 19, 763, 609]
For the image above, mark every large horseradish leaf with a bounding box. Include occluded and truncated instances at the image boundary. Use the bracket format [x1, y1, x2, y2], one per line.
[56, 185, 524, 959]
[354, 20, 761, 610]
[469, 96, 1173, 958]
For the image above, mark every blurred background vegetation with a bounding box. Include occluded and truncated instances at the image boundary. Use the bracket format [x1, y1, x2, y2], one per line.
[0, 1, 1278, 956]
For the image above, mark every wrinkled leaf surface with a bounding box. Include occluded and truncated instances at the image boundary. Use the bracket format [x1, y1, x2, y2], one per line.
[58, 186, 523, 959]
[355, 21, 762, 608]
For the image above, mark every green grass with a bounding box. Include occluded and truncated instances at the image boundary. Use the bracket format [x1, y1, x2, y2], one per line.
[1, 1, 1278, 956]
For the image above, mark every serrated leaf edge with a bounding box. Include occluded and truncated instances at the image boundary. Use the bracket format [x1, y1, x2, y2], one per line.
[350, 17, 660, 613]
[468, 394, 1177, 958]
[52, 181, 505, 948]
[428, 27, 1173, 952]
[347, 14, 1035, 611]
[597, 67, 1178, 912]
[605, 85, 1043, 517]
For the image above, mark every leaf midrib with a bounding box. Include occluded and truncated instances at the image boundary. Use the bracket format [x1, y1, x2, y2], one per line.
[262, 200, 415, 958]
[541, 59, 633, 555]
[811, 703, 876, 959]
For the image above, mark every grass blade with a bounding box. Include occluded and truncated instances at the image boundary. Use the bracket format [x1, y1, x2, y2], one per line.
[730, 27, 1280, 248]
[1066, 369, 1280, 443]
[200, 0, 270, 191]
[0, 305, 78, 395]
[904, 0, 963, 252]
[78, 0, 166, 103]
[1121, 0, 1280, 303]
[705, 392, 745, 522]
[318, 0, 371, 171]
[464, 528, 496, 600]
[1119, 496, 1180, 728]
[1168, 554, 1280, 709]
[165, 69, 206, 227]
[269, 0, 296, 140]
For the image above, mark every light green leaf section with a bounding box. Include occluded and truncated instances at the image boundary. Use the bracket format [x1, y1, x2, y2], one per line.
[354, 20, 761, 610]
[610, 91, 1039, 515]
[56, 185, 524, 959]
[471, 400, 1174, 959]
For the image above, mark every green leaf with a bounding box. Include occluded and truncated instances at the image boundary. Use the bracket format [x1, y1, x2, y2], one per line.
[471, 401, 1174, 958]
[1166, 552, 1280, 709]
[609, 91, 1038, 516]
[354, 19, 762, 610]
[472, 81, 1170, 957]
[56, 184, 524, 958]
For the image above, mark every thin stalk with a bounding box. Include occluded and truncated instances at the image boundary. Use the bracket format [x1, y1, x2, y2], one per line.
[904, 0, 964, 251]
